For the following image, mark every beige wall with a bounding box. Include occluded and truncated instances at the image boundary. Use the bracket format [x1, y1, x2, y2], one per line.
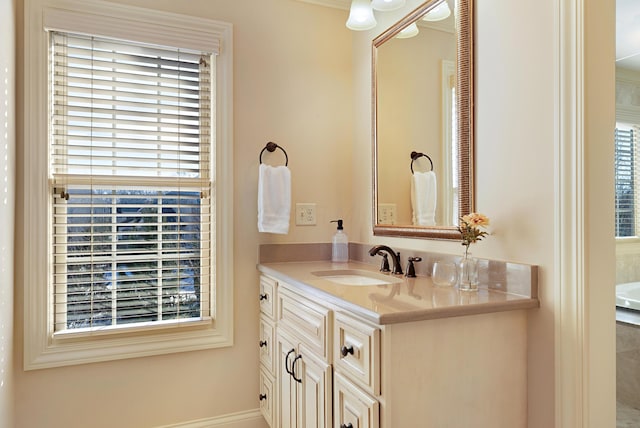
[11, 0, 618, 427]
[14, 1, 353, 427]
[1, 0, 16, 426]
[353, 0, 558, 420]
[352, 0, 614, 427]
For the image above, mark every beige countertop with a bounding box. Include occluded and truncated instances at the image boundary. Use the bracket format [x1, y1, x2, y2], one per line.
[258, 260, 539, 325]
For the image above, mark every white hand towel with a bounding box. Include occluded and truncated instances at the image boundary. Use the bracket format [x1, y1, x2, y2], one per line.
[258, 163, 291, 234]
[411, 170, 437, 226]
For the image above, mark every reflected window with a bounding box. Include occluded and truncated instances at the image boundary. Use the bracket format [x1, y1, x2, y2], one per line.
[615, 122, 638, 238]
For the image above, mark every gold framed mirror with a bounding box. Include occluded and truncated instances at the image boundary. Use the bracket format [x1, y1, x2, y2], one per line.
[372, 0, 474, 240]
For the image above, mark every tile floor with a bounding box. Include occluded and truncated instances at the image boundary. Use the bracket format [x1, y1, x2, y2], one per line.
[617, 401, 640, 428]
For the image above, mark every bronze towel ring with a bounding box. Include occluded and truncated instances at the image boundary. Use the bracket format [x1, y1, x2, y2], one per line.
[410, 151, 433, 174]
[259, 141, 289, 166]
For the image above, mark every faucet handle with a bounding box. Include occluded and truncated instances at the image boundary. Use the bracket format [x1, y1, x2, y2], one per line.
[405, 256, 422, 278]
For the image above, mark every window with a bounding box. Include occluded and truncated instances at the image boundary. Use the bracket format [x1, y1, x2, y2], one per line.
[51, 32, 212, 333]
[24, 0, 233, 369]
[615, 122, 639, 238]
[442, 59, 457, 225]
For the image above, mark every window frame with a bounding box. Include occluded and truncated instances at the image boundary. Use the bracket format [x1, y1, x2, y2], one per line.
[24, 0, 234, 370]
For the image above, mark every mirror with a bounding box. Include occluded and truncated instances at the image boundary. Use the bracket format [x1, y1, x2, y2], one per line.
[373, 0, 474, 240]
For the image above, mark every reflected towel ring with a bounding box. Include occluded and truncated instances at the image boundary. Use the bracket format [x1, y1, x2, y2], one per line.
[410, 151, 433, 174]
[259, 141, 289, 166]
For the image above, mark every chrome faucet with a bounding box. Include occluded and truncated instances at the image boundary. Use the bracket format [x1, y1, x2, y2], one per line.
[369, 245, 403, 275]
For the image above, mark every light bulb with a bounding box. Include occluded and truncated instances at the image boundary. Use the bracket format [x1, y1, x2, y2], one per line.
[346, 0, 377, 31]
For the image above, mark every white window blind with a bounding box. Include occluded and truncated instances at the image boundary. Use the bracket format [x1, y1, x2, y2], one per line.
[615, 123, 638, 238]
[50, 31, 213, 333]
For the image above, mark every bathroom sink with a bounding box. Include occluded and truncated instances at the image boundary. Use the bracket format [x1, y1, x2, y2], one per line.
[311, 269, 402, 286]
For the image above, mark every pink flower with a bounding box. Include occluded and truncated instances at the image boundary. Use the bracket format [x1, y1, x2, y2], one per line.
[461, 213, 490, 228]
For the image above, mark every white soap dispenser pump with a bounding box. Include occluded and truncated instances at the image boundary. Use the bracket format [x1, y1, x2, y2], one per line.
[330, 219, 349, 263]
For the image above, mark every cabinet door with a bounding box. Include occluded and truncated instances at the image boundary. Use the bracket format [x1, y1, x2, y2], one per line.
[277, 332, 298, 428]
[259, 316, 275, 374]
[259, 275, 276, 319]
[278, 285, 331, 361]
[259, 368, 275, 427]
[334, 371, 379, 428]
[296, 344, 332, 428]
[334, 312, 380, 395]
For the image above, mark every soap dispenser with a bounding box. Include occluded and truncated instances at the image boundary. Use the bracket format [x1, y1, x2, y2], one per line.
[330, 219, 349, 263]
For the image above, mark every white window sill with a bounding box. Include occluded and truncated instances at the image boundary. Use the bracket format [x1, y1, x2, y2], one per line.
[26, 318, 232, 370]
[52, 317, 214, 340]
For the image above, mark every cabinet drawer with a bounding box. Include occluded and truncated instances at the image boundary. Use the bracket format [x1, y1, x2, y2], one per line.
[277, 285, 331, 361]
[334, 371, 379, 428]
[259, 316, 275, 374]
[259, 368, 275, 428]
[259, 275, 276, 320]
[334, 312, 380, 395]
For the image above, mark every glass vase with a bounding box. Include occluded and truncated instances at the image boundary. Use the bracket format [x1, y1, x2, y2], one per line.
[458, 252, 478, 291]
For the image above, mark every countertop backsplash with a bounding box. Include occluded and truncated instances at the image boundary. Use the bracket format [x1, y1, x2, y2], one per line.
[258, 242, 537, 299]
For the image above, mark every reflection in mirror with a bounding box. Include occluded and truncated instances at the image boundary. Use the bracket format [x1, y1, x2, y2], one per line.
[373, 0, 474, 240]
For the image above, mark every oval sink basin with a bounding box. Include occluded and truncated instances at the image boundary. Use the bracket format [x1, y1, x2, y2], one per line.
[311, 269, 402, 286]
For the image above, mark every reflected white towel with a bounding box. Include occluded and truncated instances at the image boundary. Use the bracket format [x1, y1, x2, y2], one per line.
[258, 164, 291, 234]
[411, 171, 437, 226]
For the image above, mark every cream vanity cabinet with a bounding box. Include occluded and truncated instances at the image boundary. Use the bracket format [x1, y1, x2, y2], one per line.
[258, 275, 277, 426]
[259, 275, 334, 428]
[260, 274, 382, 428]
[258, 273, 528, 428]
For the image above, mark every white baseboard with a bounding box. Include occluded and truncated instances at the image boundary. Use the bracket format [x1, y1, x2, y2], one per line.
[156, 409, 267, 428]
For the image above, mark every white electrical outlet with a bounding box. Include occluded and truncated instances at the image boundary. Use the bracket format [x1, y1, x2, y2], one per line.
[378, 203, 397, 225]
[295, 203, 317, 225]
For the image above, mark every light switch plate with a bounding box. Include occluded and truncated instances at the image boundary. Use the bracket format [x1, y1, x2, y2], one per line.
[378, 203, 397, 225]
[295, 203, 317, 225]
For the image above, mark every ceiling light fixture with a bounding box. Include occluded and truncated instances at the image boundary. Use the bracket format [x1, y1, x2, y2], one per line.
[422, 1, 451, 22]
[371, 0, 406, 12]
[346, 0, 377, 31]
